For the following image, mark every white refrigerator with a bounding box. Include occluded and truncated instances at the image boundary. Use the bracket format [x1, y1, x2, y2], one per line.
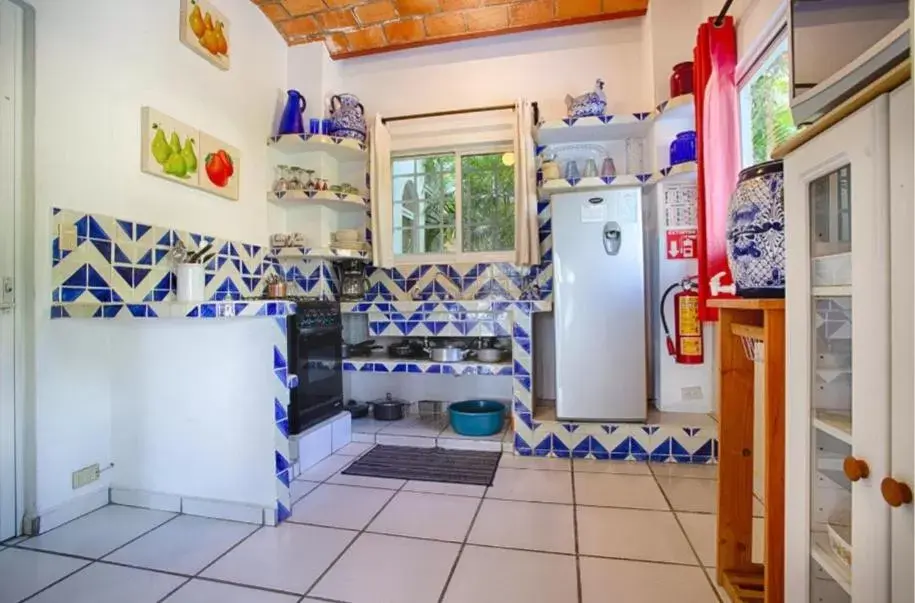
[552, 188, 648, 422]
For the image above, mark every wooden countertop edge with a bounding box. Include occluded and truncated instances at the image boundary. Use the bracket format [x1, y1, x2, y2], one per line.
[772, 59, 911, 159]
[707, 298, 785, 310]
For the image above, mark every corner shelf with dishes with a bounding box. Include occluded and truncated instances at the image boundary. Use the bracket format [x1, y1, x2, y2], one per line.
[534, 94, 695, 145]
[272, 245, 371, 262]
[267, 189, 369, 212]
[538, 161, 698, 195]
[267, 133, 367, 162]
[343, 355, 512, 376]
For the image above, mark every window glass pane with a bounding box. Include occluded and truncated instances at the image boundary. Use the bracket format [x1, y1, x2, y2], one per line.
[739, 38, 797, 167]
[461, 153, 515, 253]
[392, 154, 457, 256]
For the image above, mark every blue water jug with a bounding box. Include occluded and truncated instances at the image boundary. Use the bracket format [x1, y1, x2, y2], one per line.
[278, 90, 306, 136]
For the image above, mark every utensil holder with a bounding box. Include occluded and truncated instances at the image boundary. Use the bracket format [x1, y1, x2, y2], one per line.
[176, 263, 205, 302]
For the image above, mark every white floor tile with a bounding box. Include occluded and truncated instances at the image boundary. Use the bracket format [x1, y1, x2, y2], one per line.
[28, 562, 185, 603]
[402, 480, 486, 498]
[368, 492, 479, 542]
[290, 484, 394, 530]
[310, 533, 460, 603]
[574, 473, 669, 510]
[438, 426, 504, 442]
[326, 472, 405, 490]
[498, 453, 570, 471]
[375, 434, 436, 448]
[297, 455, 354, 482]
[351, 418, 389, 434]
[21, 505, 175, 559]
[576, 506, 697, 564]
[104, 515, 258, 575]
[442, 545, 577, 603]
[0, 547, 89, 603]
[468, 499, 575, 554]
[201, 523, 355, 594]
[705, 567, 730, 600]
[574, 459, 652, 475]
[289, 479, 320, 503]
[334, 442, 374, 456]
[351, 432, 376, 443]
[486, 468, 573, 504]
[656, 476, 718, 513]
[580, 557, 718, 603]
[678, 512, 764, 566]
[436, 436, 503, 452]
[163, 579, 299, 602]
[650, 462, 718, 480]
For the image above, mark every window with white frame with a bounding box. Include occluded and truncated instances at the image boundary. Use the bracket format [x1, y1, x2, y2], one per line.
[392, 149, 515, 262]
[738, 33, 797, 168]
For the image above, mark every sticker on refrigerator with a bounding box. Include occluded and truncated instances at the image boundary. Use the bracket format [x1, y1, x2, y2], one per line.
[581, 199, 607, 223]
[666, 228, 697, 259]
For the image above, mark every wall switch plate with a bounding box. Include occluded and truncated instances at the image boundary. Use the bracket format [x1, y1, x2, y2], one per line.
[681, 386, 704, 401]
[58, 224, 77, 251]
[72, 464, 100, 489]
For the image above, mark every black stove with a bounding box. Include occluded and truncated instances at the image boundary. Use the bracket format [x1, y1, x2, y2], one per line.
[286, 300, 343, 434]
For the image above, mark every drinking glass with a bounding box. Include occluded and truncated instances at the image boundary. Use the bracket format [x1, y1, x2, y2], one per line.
[583, 159, 598, 178]
[288, 167, 302, 191]
[564, 160, 580, 181]
[304, 169, 317, 191]
[601, 157, 617, 178]
[273, 165, 289, 194]
[309, 118, 321, 135]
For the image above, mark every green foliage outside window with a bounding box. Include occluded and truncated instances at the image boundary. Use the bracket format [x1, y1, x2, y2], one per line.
[749, 50, 796, 165]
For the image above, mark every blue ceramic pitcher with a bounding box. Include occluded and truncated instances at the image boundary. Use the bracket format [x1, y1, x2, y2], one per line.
[278, 90, 306, 136]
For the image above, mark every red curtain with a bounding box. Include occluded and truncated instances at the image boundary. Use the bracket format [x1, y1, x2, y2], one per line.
[694, 16, 739, 321]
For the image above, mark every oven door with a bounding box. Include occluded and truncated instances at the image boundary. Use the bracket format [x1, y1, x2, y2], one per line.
[288, 323, 343, 434]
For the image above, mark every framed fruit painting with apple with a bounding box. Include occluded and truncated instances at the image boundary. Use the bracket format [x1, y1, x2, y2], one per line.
[198, 132, 240, 200]
[141, 107, 239, 201]
[179, 0, 230, 71]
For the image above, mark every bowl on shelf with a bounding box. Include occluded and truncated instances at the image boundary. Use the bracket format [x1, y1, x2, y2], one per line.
[669, 131, 697, 166]
[448, 400, 506, 437]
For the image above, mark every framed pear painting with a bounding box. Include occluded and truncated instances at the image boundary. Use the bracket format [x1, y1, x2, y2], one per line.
[141, 107, 200, 189]
[179, 0, 230, 71]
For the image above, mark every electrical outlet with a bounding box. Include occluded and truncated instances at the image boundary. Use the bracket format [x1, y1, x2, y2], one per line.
[682, 386, 704, 401]
[58, 224, 78, 251]
[72, 463, 100, 490]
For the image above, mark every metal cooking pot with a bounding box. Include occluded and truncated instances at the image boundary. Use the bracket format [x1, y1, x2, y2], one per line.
[425, 345, 471, 363]
[342, 340, 381, 359]
[369, 393, 409, 421]
[474, 348, 504, 363]
[388, 339, 421, 358]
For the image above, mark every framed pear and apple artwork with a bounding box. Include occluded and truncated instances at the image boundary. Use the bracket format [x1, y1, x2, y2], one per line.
[180, 0, 230, 71]
[140, 107, 239, 201]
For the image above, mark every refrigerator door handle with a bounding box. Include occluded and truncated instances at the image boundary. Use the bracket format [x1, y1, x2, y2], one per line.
[603, 221, 622, 255]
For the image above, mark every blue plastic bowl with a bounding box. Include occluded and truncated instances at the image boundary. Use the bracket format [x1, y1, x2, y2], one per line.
[449, 400, 506, 437]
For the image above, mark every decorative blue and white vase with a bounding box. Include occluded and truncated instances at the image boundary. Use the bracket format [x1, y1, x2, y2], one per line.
[329, 93, 367, 143]
[725, 159, 785, 298]
[565, 79, 607, 118]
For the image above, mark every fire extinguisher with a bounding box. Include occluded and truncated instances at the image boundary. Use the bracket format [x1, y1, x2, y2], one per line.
[660, 276, 703, 365]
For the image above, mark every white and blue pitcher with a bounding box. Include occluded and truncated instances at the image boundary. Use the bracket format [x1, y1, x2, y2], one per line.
[329, 93, 367, 143]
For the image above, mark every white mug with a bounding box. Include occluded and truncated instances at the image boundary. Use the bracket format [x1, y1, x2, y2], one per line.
[176, 263, 205, 302]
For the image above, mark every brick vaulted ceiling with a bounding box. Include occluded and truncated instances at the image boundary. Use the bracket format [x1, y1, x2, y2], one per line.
[253, 0, 649, 59]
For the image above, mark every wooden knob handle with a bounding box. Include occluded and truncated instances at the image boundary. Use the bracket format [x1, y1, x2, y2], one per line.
[843, 456, 870, 482]
[881, 478, 913, 507]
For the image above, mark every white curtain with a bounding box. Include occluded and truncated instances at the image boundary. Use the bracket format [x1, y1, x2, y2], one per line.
[370, 114, 394, 269]
[513, 99, 539, 266]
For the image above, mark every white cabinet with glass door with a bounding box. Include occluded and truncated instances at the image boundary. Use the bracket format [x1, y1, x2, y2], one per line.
[784, 83, 914, 603]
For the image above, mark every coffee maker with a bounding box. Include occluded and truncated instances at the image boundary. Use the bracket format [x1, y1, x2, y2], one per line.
[337, 260, 370, 301]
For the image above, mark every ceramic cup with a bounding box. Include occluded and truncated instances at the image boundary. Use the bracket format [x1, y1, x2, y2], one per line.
[176, 263, 205, 303]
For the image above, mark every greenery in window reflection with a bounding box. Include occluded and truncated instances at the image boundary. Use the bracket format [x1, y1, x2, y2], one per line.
[394, 153, 514, 255]
[750, 49, 796, 165]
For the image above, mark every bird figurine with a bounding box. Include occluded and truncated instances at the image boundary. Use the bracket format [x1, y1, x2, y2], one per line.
[565, 79, 607, 118]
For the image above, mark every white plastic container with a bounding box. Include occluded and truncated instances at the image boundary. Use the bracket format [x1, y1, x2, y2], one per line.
[176, 263, 205, 302]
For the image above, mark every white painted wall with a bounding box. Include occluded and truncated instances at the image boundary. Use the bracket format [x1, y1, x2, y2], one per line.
[109, 321, 276, 510]
[28, 0, 287, 518]
[326, 20, 652, 122]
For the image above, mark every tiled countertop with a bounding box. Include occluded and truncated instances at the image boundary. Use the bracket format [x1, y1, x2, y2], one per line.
[50, 300, 296, 319]
[343, 354, 512, 376]
[340, 300, 552, 314]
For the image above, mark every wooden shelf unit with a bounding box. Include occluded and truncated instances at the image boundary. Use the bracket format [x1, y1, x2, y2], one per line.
[708, 298, 785, 603]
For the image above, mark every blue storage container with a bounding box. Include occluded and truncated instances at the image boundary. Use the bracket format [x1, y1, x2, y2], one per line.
[449, 400, 506, 437]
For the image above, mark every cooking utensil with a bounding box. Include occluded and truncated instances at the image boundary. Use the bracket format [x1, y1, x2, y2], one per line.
[388, 339, 421, 358]
[474, 348, 505, 363]
[449, 400, 506, 436]
[342, 340, 382, 359]
[344, 400, 369, 419]
[265, 274, 287, 299]
[369, 393, 409, 421]
[186, 239, 213, 264]
[425, 344, 471, 363]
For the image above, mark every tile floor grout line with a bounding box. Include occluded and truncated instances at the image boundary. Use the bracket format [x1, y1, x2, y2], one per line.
[649, 462, 725, 603]
[15, 560, 99, 603]
[192, 523, 264, 578]
[301, 471, 410, 600]
[436, 482, 488, 603]
[570, 459, 584, 603]
[155, 577, 192, 603]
